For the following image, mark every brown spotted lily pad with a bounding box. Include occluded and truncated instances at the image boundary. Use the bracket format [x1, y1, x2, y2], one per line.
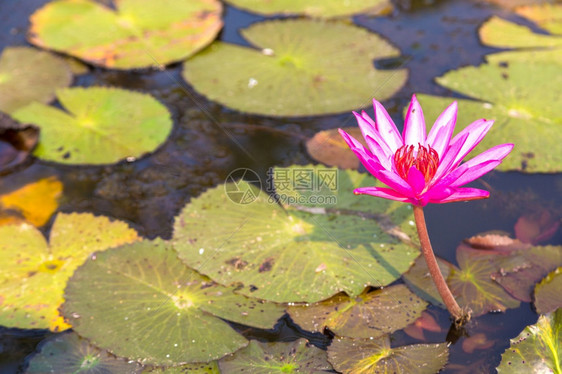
[63, 240, 284, 365]
[29, 0, 223, 69]
[218, 339, 332, 373]
[173, 165, 419, 303]
[288, 285, 427, 339]
[328, 336, 449, 374]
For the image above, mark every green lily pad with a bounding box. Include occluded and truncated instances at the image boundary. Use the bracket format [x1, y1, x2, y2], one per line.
[182, 19, 407, 117]
[0, 212, 138, 331]
[448, 249, 520, 317]
[28, 0, 223, 69]
[173, 165, 419, 303]
[0, 47, 72, 114]
[328, 336, 449, 374]
[62, 239, 284, 365]
[415, 60, 562, 173]
[492, 245, 562, 302]
[223, 0, 391, 18]
[496, 308, 562, 373]
[288, 284, 427, 339]
[480, 0, 556, 10]
[12, 87, 173, 165]
[218, 339, 332, 373]
[534, 268, 562, 314]
[143, 362, 220, 374]
[25, 331, 143, 374]
[480, 9, 562, 66]
[402, 254, 455, 309]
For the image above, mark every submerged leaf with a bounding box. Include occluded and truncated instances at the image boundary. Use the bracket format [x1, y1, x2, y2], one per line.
[25, 331, 143, 374]
[63, 240, 284, 365]
[12, 87, 173, 165]
[534, 268, 562, 314]
[224, 0, 392, 18]
[497, 308, 562, 373]
[29, 0, 223, 69]
[416, 60, 562, 173]
[0, 113, 38, 176]
[492, 245, 562, 302]
[0, 213, 138, 331]
[182, 19, 407, 116]
[0, 47, 72, 114]
[288, 284, 427, 339]
[0, 177, 62, 227]
[328, 336, 449, 374]
[218, 339, 332, 373]
[173, 165, 419, 303]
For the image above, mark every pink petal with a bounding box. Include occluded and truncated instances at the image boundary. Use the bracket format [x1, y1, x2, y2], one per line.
[376, 169, 415, 197]
[449, 143, 513, 187]
[373, 99, 403, 152]
[339, 129, 383, 177]
[449, 119, 494, 169]
[407, 166, 426, 194]
[353, 112, 393, 159]
[426, 101, 457, 158]
[431, 131, 470, 183]
[364, 135, 393, 169]
[354, 187, 413, 203]
[429, 187, 490, 204]
[360, 111, 377, 128]
[403, 94, 426, 146]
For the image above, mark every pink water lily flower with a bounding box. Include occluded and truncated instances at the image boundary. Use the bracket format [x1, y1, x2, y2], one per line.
[339, 95, 513, 206]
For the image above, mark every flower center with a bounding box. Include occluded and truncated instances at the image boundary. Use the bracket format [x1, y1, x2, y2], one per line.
[394, 144, 439, 182]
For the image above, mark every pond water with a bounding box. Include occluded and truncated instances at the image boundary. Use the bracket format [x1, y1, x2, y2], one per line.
[0, 0, 561, 373]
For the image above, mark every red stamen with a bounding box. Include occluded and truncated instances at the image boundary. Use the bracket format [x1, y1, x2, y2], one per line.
[394, 143, 439, 182]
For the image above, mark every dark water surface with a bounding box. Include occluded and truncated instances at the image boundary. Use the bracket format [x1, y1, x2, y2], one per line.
[0, 0, 561, 372]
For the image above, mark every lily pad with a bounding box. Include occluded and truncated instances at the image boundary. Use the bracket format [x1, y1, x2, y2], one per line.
[305, 128, 368, 170]
[288, 284, 427, 339]
[402, 255, 454, 309]
[480, 11, 562, 66]
[328, 336, 449, 374]
[0, 177, 62, 227]
[0, 212, 138, 331]
[182, 19, 407, 117]
[223, 0, 391, 18]
[28, 0, 223, 69]
[416, 60, 562, 173]
[403, 250, 520, 316]
[480, 0, 557, 9]
[0, 113, 38, 176]
[12, 87, 173, 165]
[173, 165, 419, 303]
[534, 267, 562, 314]
[0, 47, 72, 114]
[496, 308, 562, 373]
[25, 331, 143, 374]
[218, 339, 332, 373]
[143, 363, 220, 374]
[63, 240, 284, 365]
[492, 245, 562, 302]
[448, 249, 520, 317]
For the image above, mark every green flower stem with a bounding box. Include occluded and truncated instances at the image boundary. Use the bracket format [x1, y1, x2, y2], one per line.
[413, 205, 466, 322]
